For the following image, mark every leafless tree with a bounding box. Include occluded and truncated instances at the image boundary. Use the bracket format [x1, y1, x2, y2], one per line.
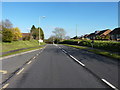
[2, 19, 13, 29]
[52, 27, 66, 40]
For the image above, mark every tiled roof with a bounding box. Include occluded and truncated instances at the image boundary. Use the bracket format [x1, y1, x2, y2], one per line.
[22, 33, 30, 36]
[110, 28, 120, 34]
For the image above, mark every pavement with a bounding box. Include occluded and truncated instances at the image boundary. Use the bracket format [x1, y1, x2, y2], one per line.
[0, 44, 119, 89]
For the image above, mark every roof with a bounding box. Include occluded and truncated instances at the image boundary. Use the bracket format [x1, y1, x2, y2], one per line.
[110, 28, 120, 34]
[22, 33, 30, 36]
[97, 29, 111, 36]
[87, 33, 96, 37]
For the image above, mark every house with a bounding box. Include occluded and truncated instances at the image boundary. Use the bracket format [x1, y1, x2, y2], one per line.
[22, 33, 32, 40]
[110, 28, 120, 40]
[81, 34, 90, 40]
[87, 29, 111, 40]
[95, 29, 111, 40]
[22, 33, 30, 37]
[87, 33, 96, 40]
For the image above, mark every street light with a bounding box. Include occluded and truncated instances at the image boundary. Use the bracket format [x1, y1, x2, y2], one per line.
[38, 16, 46, 45]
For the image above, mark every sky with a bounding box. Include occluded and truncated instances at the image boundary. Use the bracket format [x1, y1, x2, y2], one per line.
[2, 2, 118, 39]
[1, 0, 120, 2]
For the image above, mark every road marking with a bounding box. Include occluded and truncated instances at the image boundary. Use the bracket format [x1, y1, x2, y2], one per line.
[0, 70, 7, 74]
[53, 44, 58, 46]
[33, 57, 36, 59]
[27, 61, 32, 65]
[69, 55, 85, 66]
[16, 68, 24, 75]
[62, 49, 67, 53]
[0, 48, 42, 60]
[1, 83, 9, 90]
[101, 79, 118, 90]
[36, 54, 39, 56]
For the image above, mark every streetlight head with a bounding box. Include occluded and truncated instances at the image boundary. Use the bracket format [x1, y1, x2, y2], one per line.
[42, 16, 46, 18]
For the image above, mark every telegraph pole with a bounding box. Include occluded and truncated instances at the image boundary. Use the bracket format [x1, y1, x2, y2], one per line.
[76, 24, 78, 37]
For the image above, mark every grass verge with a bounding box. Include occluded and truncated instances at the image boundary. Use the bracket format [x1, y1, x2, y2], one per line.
[63, 44, 120, 60]
[1, 40, 46, 52]
[1, 46, 44, 57]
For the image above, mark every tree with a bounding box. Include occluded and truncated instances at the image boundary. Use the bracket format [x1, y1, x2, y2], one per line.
[2, 19, 13, 29]
[2, 28, 14, 42]
[46, 35, 60, 44]
[38, 27, 44, 40]
[52, 27, 66, 40]
[64, 36, 70, 40]
[12, 27, 22, 41]
[30, 25, 44, 40]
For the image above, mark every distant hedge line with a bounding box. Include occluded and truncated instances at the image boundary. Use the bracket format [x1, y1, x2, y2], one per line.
[59, 40, 120, 52]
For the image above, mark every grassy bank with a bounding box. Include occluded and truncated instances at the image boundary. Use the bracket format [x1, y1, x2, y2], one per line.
[63, 44, 120, 60]
[1, 40, 46, 52]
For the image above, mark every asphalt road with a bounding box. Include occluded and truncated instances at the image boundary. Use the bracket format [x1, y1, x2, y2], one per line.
[4, 44, 113, 88]
[59, 45, 119, 88]
[1, 48, 43, 84]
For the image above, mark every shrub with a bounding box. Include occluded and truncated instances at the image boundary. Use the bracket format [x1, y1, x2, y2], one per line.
[22, 35, 30, 41]
[60, 40, 120, 52]
[2, 28, 14, 42]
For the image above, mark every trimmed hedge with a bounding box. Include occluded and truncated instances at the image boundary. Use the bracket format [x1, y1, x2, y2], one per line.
[60, 40, 120, 52]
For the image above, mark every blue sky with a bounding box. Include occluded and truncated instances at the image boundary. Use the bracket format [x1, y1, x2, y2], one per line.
[2, 2, 118, 39]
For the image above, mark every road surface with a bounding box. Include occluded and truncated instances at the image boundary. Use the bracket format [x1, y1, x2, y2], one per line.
[1, 44, 118, 89]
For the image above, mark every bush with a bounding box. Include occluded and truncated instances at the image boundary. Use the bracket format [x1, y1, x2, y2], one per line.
[2, 28, 14, 42]
[22, 35, 30, 41]
[60, 40, 120, 52]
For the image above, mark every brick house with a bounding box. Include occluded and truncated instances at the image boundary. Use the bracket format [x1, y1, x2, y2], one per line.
[87, 33, 96, 40]
[110, 28, 120, 40]
[22, 33, 30, 37]
[95, 29, 111, 40]
[87, 29, 111, 40]
[22, 33, 33, 40]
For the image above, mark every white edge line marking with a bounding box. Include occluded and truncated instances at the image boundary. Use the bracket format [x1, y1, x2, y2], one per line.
[0, 48, 43, 60]
[69, 55, 85, 66]
[27, 61, 32, 65]
[62, 50, 67, 53]
[102, 79, 118, 90]
[1, 83, 9, 89]
[16, 68, 24, 75]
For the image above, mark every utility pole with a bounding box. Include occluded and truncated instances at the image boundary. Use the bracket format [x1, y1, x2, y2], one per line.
[76, 24, 78, 38]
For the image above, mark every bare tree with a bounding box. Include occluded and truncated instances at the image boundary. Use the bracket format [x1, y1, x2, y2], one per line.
[52, 27, 66, 40]
[2, 19, 13, 29]
[64, 36, 70, 40]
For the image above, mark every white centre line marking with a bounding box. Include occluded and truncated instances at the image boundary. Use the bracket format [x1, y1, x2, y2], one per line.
[102, 79, 118, 90]
[69, 55, 85, 66]
[36, 54, 39, 56]
[27, 61, 32, 65]
[33, 57, 36, 59]
[1, 83, 9, 89]
[16, 68, 24, 75]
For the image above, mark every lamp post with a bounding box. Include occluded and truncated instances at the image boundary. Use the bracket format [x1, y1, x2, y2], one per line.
[38, 16, 46, 45]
